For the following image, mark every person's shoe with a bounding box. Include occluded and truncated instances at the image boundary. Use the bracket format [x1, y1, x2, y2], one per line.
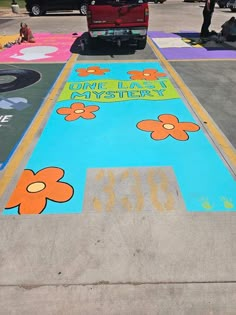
[198, 37, 208, 44]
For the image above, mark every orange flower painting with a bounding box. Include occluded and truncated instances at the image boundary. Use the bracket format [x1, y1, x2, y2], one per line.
[128, 69, 167, 81]
[76, 66, 110, 77]
[5, 167, 74, 215]
[137, 114, 200, 141]
[57, 103, 100, 121]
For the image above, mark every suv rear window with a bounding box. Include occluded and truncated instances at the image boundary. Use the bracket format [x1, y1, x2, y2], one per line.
[89, 0, 148, 4]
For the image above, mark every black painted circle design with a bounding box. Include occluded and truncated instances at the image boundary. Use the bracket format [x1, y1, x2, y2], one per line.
[0, 69, 41, 92]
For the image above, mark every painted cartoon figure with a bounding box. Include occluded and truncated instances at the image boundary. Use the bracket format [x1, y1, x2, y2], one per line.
[11, 46, 58, 61]
[19, 22, 35, 43]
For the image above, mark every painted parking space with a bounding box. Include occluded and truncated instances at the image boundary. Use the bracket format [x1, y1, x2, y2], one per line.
[2, 61, 236, 215]
[0, 33, 80, 62]
[0, 63, 64, 170]
[148, 31, 236, 60]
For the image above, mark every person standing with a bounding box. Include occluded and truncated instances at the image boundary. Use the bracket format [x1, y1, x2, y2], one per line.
[200, 0, 216, 39]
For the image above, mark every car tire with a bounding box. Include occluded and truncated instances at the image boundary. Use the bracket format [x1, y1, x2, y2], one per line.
[80, 3, 87, 15]
[30, 4, 43, 16]
[230, 8, 236, 11]
[137, 37, 147, 50]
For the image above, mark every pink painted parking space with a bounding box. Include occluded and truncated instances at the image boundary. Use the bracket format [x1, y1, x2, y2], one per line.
[0, 33, 81, 62]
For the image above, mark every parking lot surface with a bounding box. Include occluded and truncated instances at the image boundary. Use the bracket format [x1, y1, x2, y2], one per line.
[0, 1, 236, 313]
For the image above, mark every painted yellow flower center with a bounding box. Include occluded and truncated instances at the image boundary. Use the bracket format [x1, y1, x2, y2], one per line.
[74, 109, 85, 114]
[87, 69, 96, 73]
[144, 73, 150, 76]
[163, 123, 175, 130]
[27, 182, 46, 193]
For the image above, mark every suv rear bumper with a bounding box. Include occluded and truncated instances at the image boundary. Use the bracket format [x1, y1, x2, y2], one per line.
[89, 27, 147, 41]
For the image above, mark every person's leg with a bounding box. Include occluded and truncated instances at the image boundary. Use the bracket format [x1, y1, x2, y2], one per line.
[200, 8, 212, 38]
[21, 36, 27, 43]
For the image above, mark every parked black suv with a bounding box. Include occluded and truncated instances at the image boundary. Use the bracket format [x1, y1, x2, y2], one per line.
[227, 0, 236, 11]
[217, 0, 229, 8]
[25, 0, 88, 16]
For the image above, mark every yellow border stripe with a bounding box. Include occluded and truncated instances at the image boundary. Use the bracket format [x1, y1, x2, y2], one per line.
[0, 54, 77, 198]
[148, 37, 236, 171]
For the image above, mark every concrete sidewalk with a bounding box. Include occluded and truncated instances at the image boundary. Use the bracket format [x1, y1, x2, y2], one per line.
[0, 7, 27, 17]
[0, 213, 236, 314]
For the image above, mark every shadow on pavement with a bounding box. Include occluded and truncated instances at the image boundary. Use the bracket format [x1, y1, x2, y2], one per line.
[70, 32, 136, 57]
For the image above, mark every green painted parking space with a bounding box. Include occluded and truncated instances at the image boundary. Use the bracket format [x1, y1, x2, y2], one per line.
[0, 63, 64, 169]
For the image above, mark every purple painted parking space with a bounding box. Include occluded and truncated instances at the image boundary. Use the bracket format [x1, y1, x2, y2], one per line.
[148, 31, 179, 38]
[148, 31, 236, 60]
[159, 47, 236, 60]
